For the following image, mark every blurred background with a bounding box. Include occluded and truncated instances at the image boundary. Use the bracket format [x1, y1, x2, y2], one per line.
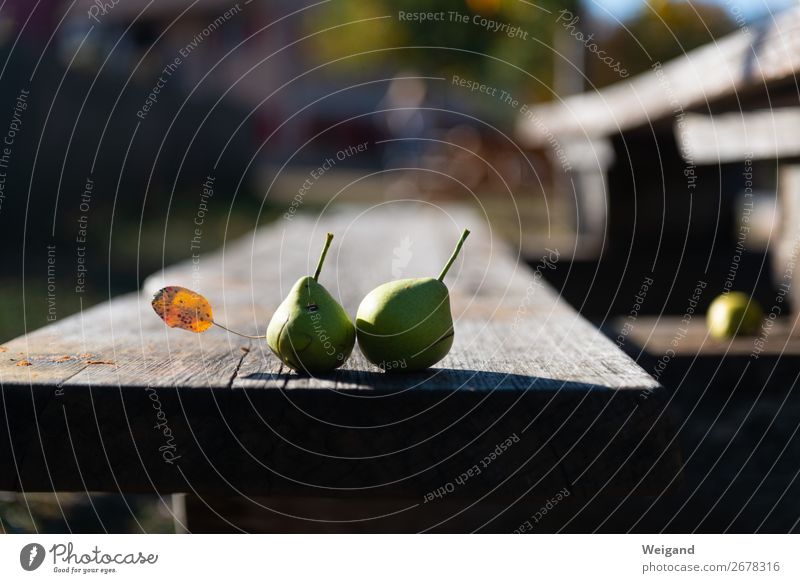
[1, 0, 799, 532]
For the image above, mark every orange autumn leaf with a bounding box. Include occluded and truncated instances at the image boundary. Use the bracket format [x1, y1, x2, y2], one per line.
[152, 286, 214, 333]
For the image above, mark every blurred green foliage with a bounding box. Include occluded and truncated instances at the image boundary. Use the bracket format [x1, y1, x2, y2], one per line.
[304, 0, 579, 101]
[0, 492, 174, 533]
[304, 0, 739, 98]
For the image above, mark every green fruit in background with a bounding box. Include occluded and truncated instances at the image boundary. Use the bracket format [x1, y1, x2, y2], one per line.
[356, 229, 470, 373]
[267, 233, 355, 374]
[706, 291, 764, 339]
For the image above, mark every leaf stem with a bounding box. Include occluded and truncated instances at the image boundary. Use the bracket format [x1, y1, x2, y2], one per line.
[213, 321, 266, 339]
[438, 228, 470, 282]
[313, 232, 334, 281]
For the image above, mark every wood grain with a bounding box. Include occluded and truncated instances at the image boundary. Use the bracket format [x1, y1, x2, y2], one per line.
[0, 205, 678, 508]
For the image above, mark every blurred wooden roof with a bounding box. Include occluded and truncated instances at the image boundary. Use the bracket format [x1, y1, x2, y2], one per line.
[518, 6, 800, 146]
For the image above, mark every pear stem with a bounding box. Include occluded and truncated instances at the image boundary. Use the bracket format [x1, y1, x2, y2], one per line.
[438, 229, 470, 282]
[212, 321, 266, 339]
[313, 232, 334, 282]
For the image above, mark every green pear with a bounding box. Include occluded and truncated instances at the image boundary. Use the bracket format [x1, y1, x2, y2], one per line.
[267, 233, 355, 374]
[707, 291, 763, 339]
[356, 229, 470, 372]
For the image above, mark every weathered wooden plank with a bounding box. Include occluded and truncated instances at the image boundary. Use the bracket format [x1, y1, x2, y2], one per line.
[613, 314, 800, 357]
[675, 109, 800, 164]
[609, 314, 800, 409]
[0, 205, 677, 502]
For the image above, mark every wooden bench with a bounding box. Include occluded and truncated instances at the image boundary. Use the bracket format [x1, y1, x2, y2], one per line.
[0, 205, 680, 532]
[611, 314, 800, 397]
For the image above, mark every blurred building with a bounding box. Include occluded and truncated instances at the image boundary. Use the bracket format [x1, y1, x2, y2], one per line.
[518, 5, 800, 313]
[63, 0, 388, 165]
